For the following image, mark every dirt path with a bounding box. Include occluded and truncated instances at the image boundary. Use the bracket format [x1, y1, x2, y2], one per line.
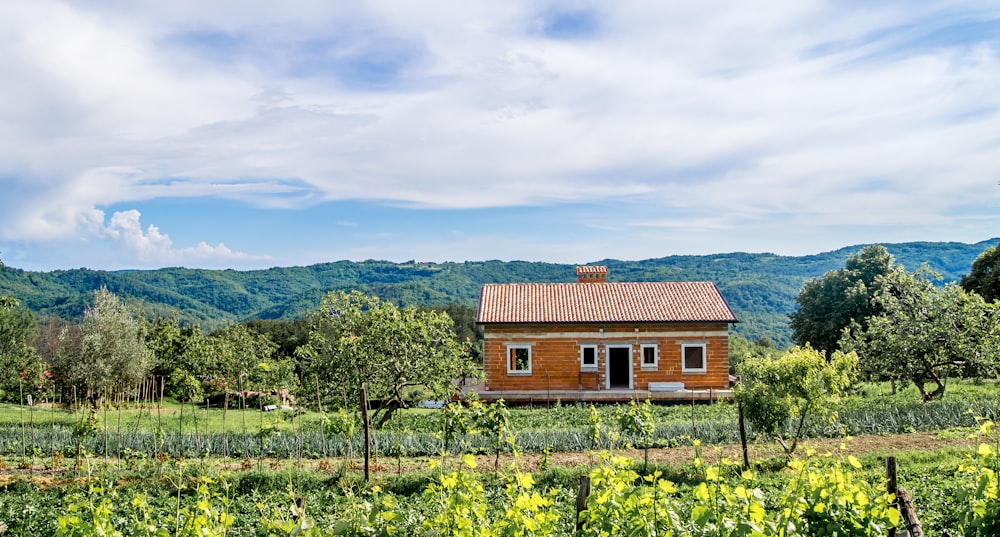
[308, 430, 984, 475]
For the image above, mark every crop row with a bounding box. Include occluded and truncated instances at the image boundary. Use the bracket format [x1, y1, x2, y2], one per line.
[0, 396, 998, 460]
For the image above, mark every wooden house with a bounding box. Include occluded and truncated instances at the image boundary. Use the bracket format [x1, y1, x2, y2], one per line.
[475, 266, 738, 402]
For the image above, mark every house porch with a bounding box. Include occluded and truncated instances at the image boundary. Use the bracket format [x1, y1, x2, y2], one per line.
[469, 387, 731, 404]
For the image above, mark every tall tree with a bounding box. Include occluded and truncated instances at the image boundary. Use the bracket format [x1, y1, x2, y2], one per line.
[728, 334, 782, 374]
[145, 314, 201, 378]
[425, 304, 483, 364]
[298, 291, 478, 427]
[53, 288, 153, 405]
[0, 296, 44, 402]
[243, 318, 310, 360]
[961, 244, 1000, 302]
[840, 271, 1000, 401]
[789, 245, 896, 354]
[207, 324, 287, 397]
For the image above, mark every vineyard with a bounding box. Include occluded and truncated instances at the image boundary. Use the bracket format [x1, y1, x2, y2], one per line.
[0, 382, 998, 535]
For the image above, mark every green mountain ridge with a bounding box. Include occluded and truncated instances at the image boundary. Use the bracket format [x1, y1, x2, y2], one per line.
[2, 238, 997, 347]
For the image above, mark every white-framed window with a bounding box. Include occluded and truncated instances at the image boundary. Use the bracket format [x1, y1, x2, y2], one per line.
[681, 342, 707, 373]
[507, 344, 532, 375]
[640, 343, 658, 371]
[580, 344, 598, 370]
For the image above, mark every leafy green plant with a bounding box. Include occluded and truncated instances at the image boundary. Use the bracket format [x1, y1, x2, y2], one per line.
[736, 346, 857, 458]
[71, 409, 100, 468]
[439, 401, 474, 459]
[475, 400, 515, 473]
[582, 455, 684, 536]
[618, 399, 655, 469]
[957, 419, 1000, 536]
[586, 405, 602, 450]
[423, 454, 490, 537]
[56, 484, 122, 537]
[775, 451, 900, 536]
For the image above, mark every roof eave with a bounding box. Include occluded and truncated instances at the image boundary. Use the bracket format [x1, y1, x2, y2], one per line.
[477, 318, 738, 325]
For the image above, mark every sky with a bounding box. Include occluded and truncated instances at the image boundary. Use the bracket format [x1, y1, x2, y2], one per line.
[1, 1, 999, 272]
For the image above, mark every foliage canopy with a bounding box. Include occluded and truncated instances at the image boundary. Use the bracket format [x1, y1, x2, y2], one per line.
[51, 288, 153, 404]
[789, 245, 895, 354]
[298, 290, 478, 427]
[840, 270, 1000, 400]
[0, 295, 43, 402]
[962, 244, 1000, 303]
[735, 345, 858, 457]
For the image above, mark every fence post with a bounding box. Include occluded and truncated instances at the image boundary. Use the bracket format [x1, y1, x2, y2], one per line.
[886, 456, 897, 537]
[897, 487, 924, 537]
[738, 396, 749, 470]
[576, 475, 591, 533]
[361, 384, 371, 482]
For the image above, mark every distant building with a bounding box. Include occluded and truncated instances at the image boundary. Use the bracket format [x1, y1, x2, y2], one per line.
[475, 266, 738, 402]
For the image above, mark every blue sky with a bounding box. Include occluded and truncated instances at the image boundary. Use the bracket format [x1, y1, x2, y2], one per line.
[1, 1, 998, 271]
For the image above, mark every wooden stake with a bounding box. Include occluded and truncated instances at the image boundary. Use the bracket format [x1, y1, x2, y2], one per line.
[361, 384, 371, 482]
[223, 391, 229, 459]
[886, 456, 897, 537]
[576, 475, 591, 533]
[738, 396, 749, 470]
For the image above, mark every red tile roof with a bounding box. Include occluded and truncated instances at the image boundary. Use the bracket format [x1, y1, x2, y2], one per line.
[477, 281, 738, 324]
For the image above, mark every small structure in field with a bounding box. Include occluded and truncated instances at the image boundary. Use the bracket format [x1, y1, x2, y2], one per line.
[475, 266, 738, 402]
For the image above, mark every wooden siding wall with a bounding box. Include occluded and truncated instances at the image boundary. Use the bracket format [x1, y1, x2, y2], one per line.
[482, 322, 730, 392]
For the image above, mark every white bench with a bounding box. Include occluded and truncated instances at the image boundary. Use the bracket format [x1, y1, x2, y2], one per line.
[648, 382, 685, 392]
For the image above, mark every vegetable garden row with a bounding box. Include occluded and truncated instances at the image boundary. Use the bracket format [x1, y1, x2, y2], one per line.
[2, 392, 999, 460]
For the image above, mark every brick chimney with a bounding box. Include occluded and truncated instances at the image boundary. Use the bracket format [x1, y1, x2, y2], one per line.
[576, 265, 608, 283]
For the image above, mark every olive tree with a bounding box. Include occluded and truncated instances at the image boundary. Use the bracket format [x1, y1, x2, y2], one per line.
[298, 290, 478, 427]
[735, 345, 858, 457]
[54, 288, 153, 405]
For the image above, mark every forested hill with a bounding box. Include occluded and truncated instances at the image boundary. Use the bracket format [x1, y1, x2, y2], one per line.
[2, 238, 997, 347]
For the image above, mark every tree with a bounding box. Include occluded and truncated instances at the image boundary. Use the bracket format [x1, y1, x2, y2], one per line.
[145, 314, 200, 376]
[53, 288, 153, 405]
[206, 325, 274, 386]
[728, 334, 782, 374]
[298, 291, 478, 427]
[840, 270, 1000, 400]
[735, 346, 858, 457]
[35, 314, 74, 367]
[243, 318, 310, 361]
[789, 245, 896, 354]
[424, 304, 484, 364]
[0, 295, 44, 402]
[962, 244, 1000, 303]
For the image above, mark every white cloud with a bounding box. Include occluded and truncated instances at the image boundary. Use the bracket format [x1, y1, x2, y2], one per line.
[103, 210, 173, 259]
[0, 0, 998, 268]
[102, 209, 269, 267]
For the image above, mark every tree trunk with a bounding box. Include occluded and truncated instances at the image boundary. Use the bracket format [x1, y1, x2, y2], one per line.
[374, 399, 403, 429]
[915, 370, 946, 401]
